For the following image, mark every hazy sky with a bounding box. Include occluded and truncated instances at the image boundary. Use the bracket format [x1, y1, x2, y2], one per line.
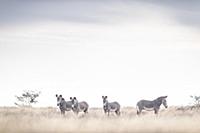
[0, 0, 200, 107]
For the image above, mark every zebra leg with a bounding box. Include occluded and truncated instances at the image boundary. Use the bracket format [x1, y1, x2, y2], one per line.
[137, 109, 142, 115]
[84, 108, 88, 114]
[108, 111, 110, 117]
[117, 110, 121, 116]
[136, 105, 142, 115]
[115, 110, 120, 116]
[104, 109, 107, 115]
[75, 110, 79, 115]
[61, 110, 65, 115]
[104, 110, 106, 114]
[154, 108, 159, 114]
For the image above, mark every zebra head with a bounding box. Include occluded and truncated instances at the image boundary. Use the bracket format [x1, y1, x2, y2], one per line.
[56, 94, 63, 106]
[161, 96, 168, 108]
[70, 97, 79, 109]
[102, 96, 108, 109]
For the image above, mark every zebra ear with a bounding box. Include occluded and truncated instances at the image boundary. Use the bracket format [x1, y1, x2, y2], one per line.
[74, 97, 76, 100]
[70, 97, 72, 100]
[105, 96, 107, 98]
[60, 95, 62, 97]
[102, 96, 104, 99]
[56, 94, 58, 97]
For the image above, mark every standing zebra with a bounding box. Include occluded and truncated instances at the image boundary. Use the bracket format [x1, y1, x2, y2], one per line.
[70, 97, 89, 115]
[56, 94, 73, 115]
[102, 96, 120, 116]
[136, 96, 168, 115]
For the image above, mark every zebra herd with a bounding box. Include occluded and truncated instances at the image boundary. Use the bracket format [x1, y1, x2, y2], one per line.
[56, 94, 168, 116]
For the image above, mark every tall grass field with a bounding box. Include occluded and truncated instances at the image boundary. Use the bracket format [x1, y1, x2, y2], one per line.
[0, 107, 200, 133]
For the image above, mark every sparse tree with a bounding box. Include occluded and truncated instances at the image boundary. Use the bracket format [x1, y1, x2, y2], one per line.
[190, 95, 200, 109]
[15, 90, 41, 107]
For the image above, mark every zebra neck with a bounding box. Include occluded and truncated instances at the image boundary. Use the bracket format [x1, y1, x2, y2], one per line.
[103, 102, 108, 106]
[154, 99, 162, 107]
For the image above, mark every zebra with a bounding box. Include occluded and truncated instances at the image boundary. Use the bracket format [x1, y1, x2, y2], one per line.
[136, 96, 168, 115]
[70, 97, 89, 114]
[56, 94, 73, 115]
[102, 96, 120, 116]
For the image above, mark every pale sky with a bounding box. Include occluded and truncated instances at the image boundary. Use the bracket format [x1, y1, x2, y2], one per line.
[0, 0, 200, 107]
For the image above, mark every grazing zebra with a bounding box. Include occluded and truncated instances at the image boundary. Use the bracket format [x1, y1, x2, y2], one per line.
[136, 96, 168, 115]
[70, 97, 89, 114]
[102, 96, 120, 116]
[56, 94, 73, 115]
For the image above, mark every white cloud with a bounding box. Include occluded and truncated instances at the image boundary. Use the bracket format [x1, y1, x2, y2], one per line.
[0, 1, 200, 107]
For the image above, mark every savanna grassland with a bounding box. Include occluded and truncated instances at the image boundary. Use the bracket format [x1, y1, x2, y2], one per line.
[0, 107, 200, 133]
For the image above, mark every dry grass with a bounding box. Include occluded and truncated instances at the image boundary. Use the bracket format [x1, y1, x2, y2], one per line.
[1, 106, 200, 133]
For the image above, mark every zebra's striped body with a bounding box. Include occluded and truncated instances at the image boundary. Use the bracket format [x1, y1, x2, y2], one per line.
[102, 96, 120, 116]
[56, 94, 73, 115]
[136, 96, 168, 115]
[70, 97, 89, 114]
